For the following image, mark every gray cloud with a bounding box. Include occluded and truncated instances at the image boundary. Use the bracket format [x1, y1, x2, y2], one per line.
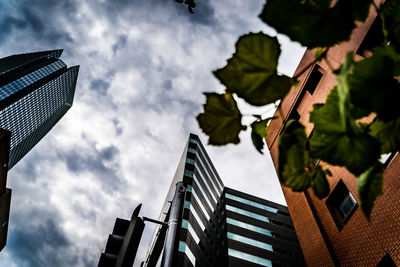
[57, 141, 126, 193]
[113, 35, 128, 54]
[90, 78, 110, 95]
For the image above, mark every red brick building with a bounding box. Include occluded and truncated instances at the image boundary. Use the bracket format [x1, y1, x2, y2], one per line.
[266, 8, 400, 267]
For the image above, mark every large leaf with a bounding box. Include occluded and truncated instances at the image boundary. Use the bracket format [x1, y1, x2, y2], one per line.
[348, 47, 400, 121]
[311, 165, 331, 199]
[370, 118, 400, 154]
[278, 120, 312, 191]
[381, 0, 400, 52]
[259, 0, 372, 48]
[310, 87, 380, 175]
[214, 32, 293, 106]
[251, 117, 274, 154]
[357, 163, 384, 219]
[309, 87, 346, 134]
[197, 93, 245, 145]
[335, 53, 359, 126]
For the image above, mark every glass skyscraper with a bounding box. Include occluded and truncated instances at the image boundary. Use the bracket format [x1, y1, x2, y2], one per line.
[0, 49, 79, 169]
[143, 134, 305, 267]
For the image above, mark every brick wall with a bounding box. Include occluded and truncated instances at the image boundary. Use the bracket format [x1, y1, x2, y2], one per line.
[266, 6, 400, 266]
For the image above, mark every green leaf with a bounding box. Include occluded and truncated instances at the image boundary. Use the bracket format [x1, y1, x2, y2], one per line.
[348, 47, 400, 121]
[251, 117, 274, 154]
[357, 163, 384, 219]
[214, 32, 293, 106]
[370, 118, 400, 154]
[278, 120, 312, 191]
[197, 93, 245, 145]
[311, 166, 330, 199]
[259, 0, 372, 48]
[310, 87, 380, 175]
[335, 53, 356, 127]
[309, 87, 346, 134]
[381, 0, 400, 52]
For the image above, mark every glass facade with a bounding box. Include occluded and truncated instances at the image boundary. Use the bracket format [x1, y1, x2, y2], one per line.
[178, 241, 196, 266]
[226, 193, 278, 213]
[227, 218, 272, 237]
[0, 50, 78, 169]
[227, 232, 273, 251]
[226, 205, 270, 223]
[228, 249, 272, 267]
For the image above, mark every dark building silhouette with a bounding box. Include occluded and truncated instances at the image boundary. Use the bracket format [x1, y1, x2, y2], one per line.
[0, 49, 79, 169]
[266, 7, 400, 266]
[142, 134, 305, 267]
[0, 129, 11, 251]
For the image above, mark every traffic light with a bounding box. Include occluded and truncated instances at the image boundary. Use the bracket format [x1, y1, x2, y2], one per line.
[98, 204, 145, 267]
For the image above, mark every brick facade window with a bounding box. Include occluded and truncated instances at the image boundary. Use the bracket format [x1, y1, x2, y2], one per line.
[303, 65, 323, 95]
[326, 180, 358, 231]
[377, 254, 396, 267]
[357, 16, 385, 57]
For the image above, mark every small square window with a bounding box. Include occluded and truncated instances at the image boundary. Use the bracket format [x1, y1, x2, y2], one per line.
[303, 65, 323, 95]
[326, 180, 358, 230]
[357, 17, 385, 57]
[377, 254, 396, 267]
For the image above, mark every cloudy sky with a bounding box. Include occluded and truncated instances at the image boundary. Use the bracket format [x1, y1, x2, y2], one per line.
[0, 0, 304, 266]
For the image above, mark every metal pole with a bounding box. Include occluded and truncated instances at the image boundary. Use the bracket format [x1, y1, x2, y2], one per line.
[161, 182, 186, 267]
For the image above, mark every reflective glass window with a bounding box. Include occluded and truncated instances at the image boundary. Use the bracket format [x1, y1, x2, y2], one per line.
[188, 148, 197, 154]
[184, 201, 206, 230]
[184, 170, 193, 177]
[191, 188, 210, 220]
[182, 219, 189, 229]
[193, 174, 214, 210]
[188, 223, 200, 244]
[225, 193, 278, 213]
[195, 152, 221, 194]
[228, 249, 272, 267]
[227, 232, 273, 251]
[184, 201, 191, 209]
[226, 205, 269, 223]
[186, 158, 195, 165]
[227, 218, 272, 237]
[193, 143, 224, 191]
[178, 241, 196, 266]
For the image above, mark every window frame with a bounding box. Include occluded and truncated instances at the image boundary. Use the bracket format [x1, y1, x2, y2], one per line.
[326, 180, 358, 231]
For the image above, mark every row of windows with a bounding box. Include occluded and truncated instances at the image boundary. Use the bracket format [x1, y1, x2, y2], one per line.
[228, 248, 272, 267]
[225, 193, 278, 214]
[0, 60, 65, 100]
[178, 241, 196, 266]
[226, 205, 270, 223]
[182, 219, 200, 244]
[188, 138, 224, 192]
[226, 218, 272, 237]
[193, 175, 214, 211]
[185, 160, 217, 209]
[194, 165, 218, 204]
[227, 232, 273, 252]
[184, 201, 206, 230]
[191, 188, 210, 221]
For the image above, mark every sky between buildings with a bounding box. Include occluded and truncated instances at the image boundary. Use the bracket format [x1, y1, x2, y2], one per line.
[0, 0, 305, 266]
